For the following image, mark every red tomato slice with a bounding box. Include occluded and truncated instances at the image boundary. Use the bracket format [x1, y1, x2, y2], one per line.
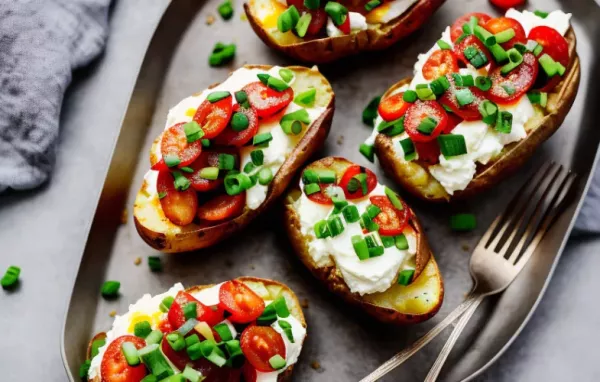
[370, 196, 410, 236]
[403, 100, 448, 142]
[168, 291, 225, 329]
[100, 335, 147, 382]
[422, 50, 459, 81]
[157, 318, 173, 334]
[197, 193, 246, 222]
[338, 14, 350, 34]
[487, 52, 538, 105]
[242, 361, 258, 382]
[439, 74, 486, 121]
[484, 17, 526, 49]
[378, 92, 409, 122]
[338, 165, 377, 199]
[528, 26, 570, 92]
[213, 104, 259, 147]
[489, 0, 525, 10]
[185, 150, 238, 192]
[243, 82, 294, 118]
[450, 12, 492, 42]
[444, 112, 463, 133]
[157, 171, 198, 226]
[218, 280, 266, 323]
[159, 123, 203, 168]
[307, 9, 327, 36]
[240, 326, 287, 372]
[306, 183, 335, 205]
[161, 341, 240, 382]
[453, 35, 493, 67]
[193, 95, 233, 139]
[414, 141, 441, 165]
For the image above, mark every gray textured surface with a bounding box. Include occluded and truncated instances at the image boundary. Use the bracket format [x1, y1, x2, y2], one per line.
[1, 0, 600, 381]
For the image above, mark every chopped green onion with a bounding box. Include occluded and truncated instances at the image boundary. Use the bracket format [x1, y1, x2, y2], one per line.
[158, 191, 167, 199]
[201, 341, 227, 367]
[138, 344, 174, 380]
[257, 301, 278, 325]
[399, 138, 416, 161]
[501, 83, 515, 96]
[313, 169, 336, 183]
[324, 1, 348, 26]
[278, 320, 295, 342]
[177, 318, 198, 336]
[183, 302, 197, 321]
[294, 87, 317, 107]
[534, 10, 549, 18]
[160, 296, 175, 313]
[450, 213, 477, 231]
[461, 15, 478, 35]
[455, 88, 475, 107]
[395, 234, 409, 250]
[269, 354, 287, 370]
[495, 111, 513, 134]
[167, 332, 186, 352]
[267, 76, 290, 92]
[381, 236, 395, 248]
[304, 0, 320, 10]
[460, 75, 474, 87]
[79, 360, 91, 379]
[463, 45, 489, 68]
[101, 281, 120, 298]
[134, 321, 152, 338]
[253, 132, 273, 146]
[474, 25, 496, 46]
[231, 112, 249, 131]
[121, 342, 140, 366]
[277, 5, 300, 33]
[327, 215, 345, 237]
[332, 196, 348, 214]
[437, 75, 451, 91]
[224, 340, 245, 367]
[218, 0, 233, 20]
[180, 166, 194, 174]
[186, 342, 203, 361]
[360, 213, 379, 233]
[295, 13, 312, 38]
[302, 169, 318, 184]
[304, 183, 321, 196]
[494, 28, 515, 44]
[314, 219, 330, 238]
[366, 204, 381, 219]
[479, 100, 498, 125]
[352, 235, 369, 260]
[416, 84, 436, 101]
[527, 91, 548, 108]
[417, 116, 438, 135]
[199, 167, 219, 180]
[145, 330, 163, 345]
[91, 338, 106, 358]
[539, 53, 565, 77]
[384, 186, 404, 210]
[500, 48, 524, 74]
[513, 42, 527, 54]
[279, 68, 294, 83]
[209, 43, 236, 67]
[347, 173, 368, 195]
[224, 172, 252, 195]
[258, 167, 273, 185]
[217, 153, 235, 170]
[243, 162, 256, 174]
[271, 296, 291, 318]
[257, 73, 270, 85]
[397, 269, 415, 285]
[341, 205, 360, 223]
[455, 33, 468, 44]
[201, 139, 211, 148]
[1, 265, 20, 289]
[365, 0, 381, 11]
[148, 256, 162, 272]
[533, 44, 543, 57]
[281, 109, 311, 124]
[183, 121, 204, 143]
[437, 134, 467, 158]
[436, 40, 452, 50]
[185, 334, 200, 348]
[475, 76, 492, 91]
[206, 91, 231, 103]
[488, 43, 509, 64]
[429, 79, 446, 97]
[281, 120, 303, 135]
[140, 375, 157, 382]
[367, 241, 384, 257]
[251, 150, 264, 166]
[164, 154, 181, 168]
[524, 39, 539, 53]
[213, 323, 234, 341]
[182, 365, 202, 382]
[235, 90, 248, 106]
[172, 171, 191, 191]
[403, 90, 417, 103]
[359, 143, 375, 162]
[377, 117, 404, 135]
[362, 96, 381, 126]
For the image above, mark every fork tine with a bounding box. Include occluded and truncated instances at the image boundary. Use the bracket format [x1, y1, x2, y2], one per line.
[513, 172, 577, 269]
[485, 162, 555, 252]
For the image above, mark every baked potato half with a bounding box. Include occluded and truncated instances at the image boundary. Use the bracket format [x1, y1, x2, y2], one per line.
[283, 157, 443, 324]
[84, 277, 307, 381]
[370, 12, 580, 202]
[134, 65, 335, 252]
[244, 0, 445, 63]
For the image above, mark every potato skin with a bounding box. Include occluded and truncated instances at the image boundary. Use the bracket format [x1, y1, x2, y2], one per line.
[283, 157, 444, 324]
[375, 28, 581, 202]
[244, 0, 446, 64]
[134, 65, 335, 253]
[86, 277, 306, 382]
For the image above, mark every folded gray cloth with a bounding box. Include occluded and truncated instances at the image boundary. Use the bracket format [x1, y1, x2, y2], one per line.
[574, 170, 600, 233]
[0, 0, 111, 192]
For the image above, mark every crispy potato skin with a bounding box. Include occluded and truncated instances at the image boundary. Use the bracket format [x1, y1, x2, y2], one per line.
[244, 0, 446, 63]
[283, 157, 444, 324]
[375, 28, 581, 202]
[134, 65, 335, 253]
[86, 277, 306, 382]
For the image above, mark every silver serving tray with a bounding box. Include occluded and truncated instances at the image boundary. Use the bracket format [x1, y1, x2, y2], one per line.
[61, 0, 600, 380]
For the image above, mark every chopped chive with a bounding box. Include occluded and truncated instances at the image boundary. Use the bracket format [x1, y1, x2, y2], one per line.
[437, 134, 467, 158]
[183, 302, 197, 321]
[479, 99, 498, 125]
[295, 12, 312, 37]
[301, 169, 318, 184]
[199, 167, 219, 180]
[145, 330, 163, 345]
[494, 28, 515, 44]
[455, 88, 475, 107]
[488, 43, 509, 64]
[281, 120, 303, 135]
[209, 43, 236, 67]
[403, 90, 417, 103]
[304, 183, 321, 196]
[352, 235, 369, 260]
[437, 40, 452, 50]
[206, 91, 231, 103]
[359, 143, 375, 162]
[158, 191, 167, 199]
[148, 256, 162, 272]
[416, 84, 436, 101]
[495, 111, 513, 134]
[1, 265, 20, 289]
[460, 75, 474, 87]
[172, 171, 191, 191]
[278, 320, 295, 342]
[224, 172, 252, 195]
[134, 321, 152, 338]
[267, 76, 290, 92]
[279, 68, 294, 83]
[417, 116, 438, 135]
[450, 213, 476, 231]
[217, 0, 233, 20]
[183, 121, 204, 143]
[167, 332, 186, 352]
[294, 88, 317, 107]
[341, 205, 360, 223]
[397, 269, 415, 285]
[381, 235, 395, 248]
[314, 220, 330, 239]
[213, 323, 234, 342]
[101, 281, 120, 298]
[327, 215, 345, 237]
[475, 76, 492, 91]
[395, 234, 409, 250]
[257, 73, 270, 85]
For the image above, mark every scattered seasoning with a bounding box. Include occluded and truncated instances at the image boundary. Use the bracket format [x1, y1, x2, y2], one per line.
[109, 310, 117, 317]
[121, 208, 128, 224]
[206, 15, 216, 25]
[311, 361, 321, 370]
[240, 13, 247, 21]
[300, 299, 309, 309]
[337, 135, 344, 145]
[134, 257, 142, 266]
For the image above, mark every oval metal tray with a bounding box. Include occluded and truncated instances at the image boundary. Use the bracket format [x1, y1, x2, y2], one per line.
[61, 0, 600, 380]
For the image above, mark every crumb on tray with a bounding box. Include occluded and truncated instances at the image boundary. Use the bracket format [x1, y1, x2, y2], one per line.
[206, 15, 216, 25]
[109, 310, 117, 318]
[311, 361, 321, 370]
[134, 257, 142, 266]
[301, 298, 309, 309]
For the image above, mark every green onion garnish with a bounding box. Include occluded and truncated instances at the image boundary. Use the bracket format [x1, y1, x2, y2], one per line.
[416, 84, 436, 101]
[217, 0, 233, 20]
[224, 340, 245, 367]
[269, 354, 287, 370]
[365, 0, 381, 11]
[213, 323, 234, 342]
[147, 256, 162, 272]
[534, 10, 549, 18]
[235, 90, 249, 107]
[332, 196, 348, 214]
[341, 205, 360, 223]
[172, 171, 191, 191]
[500, 48, 524, 75]
[488, 43, 509, 64]
[327, 215, 345, 237]
[182, 365, 203, 382]
[324, 1, 348, 26]
[395, 234, 409, 250]
[360, 213, 379, 233]
[313, 169, 336, 183]
[206, 91, 231, 103]
[167, 332, 186, 352]
[304, 0, 320, 10]
[253, 132, 273, 146]
[134, 321, 152, 338]
[209, 43, 236, 67]
[258, 167, 273, 185]
[257, 73, 270, 85]
[399, 138, 416, 161]
[495, 111, 513, 134]
[436, 40, 452, 50]
[185, 334, 200, 348]
[450, 213, 477, 231]
[403, 90, 417, 103]
[362, 95, 381, 127]
[369, 245, 384, 257]
[302, 169, 319, 184]
[281, 108, 311, 124]
[101, 281, 120, 298]
[138, 344, 175, 380]
[164, 154, 181, 168]
[294, 87, 317, 107]
[347, 173, 368, 195]
[91, 338, 106, 358]
[183, 121, 204, 143]
[279, 68, 294, 83]
[539, 53, 565, 77]
[463, 45, 489, 68]
[79, 360, 91, 379]
[417, 116, 438, 135]
[460, 75, 474, 87]
[186, 342, 203, 361]
[121, 342, 141, 366]
[224, 172, 252, 195]
[314, 220, 330, 239]
[281, 120, 303, 135]
[455, 88, 475, 107]
[251, 150, 264, 166]
[352, 235, 369, 260]
[145, 330, 163, 345]
[231, 112, 249, 131]
[295, 13, 312, 38]
[267, 76, 290, 92]
[1, 265, 20, 289]
[479, 99, 498, 125]
[437, 134, 467, 158]
[366, 204, 381, 219]
[159, 296, 174, 313]
[377, 117, 404, 135]
[359, 143, 375, 162]
[243, 162, 256, 174]
[384, 186, 404, 210]
[217, 153, 235, 170]
[304, 183, 321, 196]
[397, 269, 415, 285]
[272, 296, 291, 318]
[533, 44, 543, 57]
[381, 236, 395, 248]
[278, 320, 295, 342]
[199, 167, 219, 180]
[180, 166, 194, 173]
[494, 28, 515, 44]
[429, 80, 446, 97]
[201, 139, 211, 148]
[527, 91, 548, 108]
[277, 5, 300, 33]
[183, 302, 197, 320]
[475, 76, 492, 91]
[473, 25, 496, 46]
[501, 83, 515, 96]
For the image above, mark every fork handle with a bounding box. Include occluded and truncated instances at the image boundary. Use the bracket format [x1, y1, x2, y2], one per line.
[359, 293, 482, 382]
[424, 295, 485, 382]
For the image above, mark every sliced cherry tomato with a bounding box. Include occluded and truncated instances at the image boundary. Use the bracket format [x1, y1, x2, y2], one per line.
[240, 326, 287, 372]
[286, 0, 303, 7]
[415, 141, 441, 165]
[218, 280, 265, 323]
[157, 170, 198, 226]
[156, 123, 203, 170]
[214, 104, 259, 147]
[306, 9, 327, 36]
[338, 14, 351, 34]
[444, 112, 463, 133]
[422, 50, 459, 81]
[484, 17, 526, 49]
[453, 35, 493, 67]
[439, 74, 486, 121]
[489, 0, 525, 10]
[185, 150, 238, 192]
[193, 95, 233, 139]
[100, 335, 147, 382]
[197, 193, 246, 222]
[370, 195, 410, 236]
[168, 291, 225, 329]
[243, 82, 294, 118]
[528, 26, 570, 92]
[403, 100, 448, 142]
[157, 318, 173, 334]
[306, 183, 335, 205]
[450, 12, 492, 42]
[378, 92, 410, 122]
[338, 165, 377, 199]
[487, 52, 538, 105]
[242, 361, 258, 382]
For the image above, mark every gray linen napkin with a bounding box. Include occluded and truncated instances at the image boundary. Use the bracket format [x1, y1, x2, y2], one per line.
[574, 172, 600, 233]
[0, 0, 111, 192]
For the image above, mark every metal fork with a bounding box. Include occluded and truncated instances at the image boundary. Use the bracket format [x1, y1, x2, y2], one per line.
[360, 162, 577, 382]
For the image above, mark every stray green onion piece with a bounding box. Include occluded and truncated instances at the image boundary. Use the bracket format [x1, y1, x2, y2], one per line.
[450, 213, 477, 231]
[1, 265, 20, 289]
[148, 256, 162, 272]
[416, 84, 436, 101]
[365, 0, 381, 11]
[377, 117, 404, 137]
[183, 302, 197, 321]
[397, 269, 415, 286]
[217, 0, 233, 20]
[362, 95, 381, 127]
[235, 90, 249, 108]
[91, 338, 106, 358]
[534, 10, 549, 18]
[294, 87, 317, 107]
[180, 166, 194, 174]
[278, 320, 295, 342]
[359, 142, 375, 162]
[101, 281, 120, 298]
[134, 321, 152, 338]
[121, 342, 140, 366]
[209, 43, 236, 67]
[474, 25, 496, 46]
[302, 169, 319, 184]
